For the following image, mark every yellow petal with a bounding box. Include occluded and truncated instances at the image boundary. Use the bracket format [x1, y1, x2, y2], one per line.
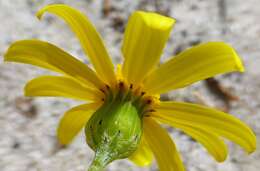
[122, 11, 175, 85]
[25, 76, 103, 101]
[152, 101, 256, 153]
[37, 4, 116, 86]
[143, 117, 185, 171]
[154, 117, 228, 162]
[4, 40, 103, 89]
[58, 102, 101, 145]
[128, 135, 153, 166]
[143, 42, 244, 94]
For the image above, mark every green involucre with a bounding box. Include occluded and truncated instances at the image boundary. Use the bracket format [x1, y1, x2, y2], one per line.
[85, 94, 143, 170]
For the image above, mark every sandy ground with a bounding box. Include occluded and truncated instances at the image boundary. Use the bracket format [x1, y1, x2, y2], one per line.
[0, 0, 260, 171]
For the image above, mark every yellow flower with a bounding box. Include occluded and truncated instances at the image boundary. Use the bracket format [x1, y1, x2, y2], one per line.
[4, 4, 256, 171]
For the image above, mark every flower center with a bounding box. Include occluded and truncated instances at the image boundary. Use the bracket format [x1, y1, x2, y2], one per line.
[100, 81, 156, 115]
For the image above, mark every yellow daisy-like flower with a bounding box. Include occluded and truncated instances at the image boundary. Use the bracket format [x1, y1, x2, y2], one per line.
[4, 4, 256, 171]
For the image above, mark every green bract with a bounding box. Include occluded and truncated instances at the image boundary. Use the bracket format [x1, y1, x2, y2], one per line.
[86, 92, 142, 170]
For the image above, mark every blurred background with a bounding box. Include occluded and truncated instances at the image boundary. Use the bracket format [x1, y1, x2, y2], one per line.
[0, 0, 260, 170]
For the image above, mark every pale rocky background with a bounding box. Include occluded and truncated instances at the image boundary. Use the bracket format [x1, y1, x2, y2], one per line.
[0, 0, 260, 171]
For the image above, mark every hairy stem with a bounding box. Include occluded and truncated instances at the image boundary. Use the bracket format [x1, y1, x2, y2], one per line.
[88, 160, 105, 171]
[88, 150, 111, 171]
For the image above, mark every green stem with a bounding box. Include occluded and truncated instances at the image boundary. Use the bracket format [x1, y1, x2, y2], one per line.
[88, 151, 111, 171]
[88, 161, 105, 171]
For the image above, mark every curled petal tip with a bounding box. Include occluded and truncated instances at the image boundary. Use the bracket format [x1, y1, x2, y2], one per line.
[36, 4, 62, 20]
[36, 7, 45, 19]
[230, 47, 245, 72]
[247, 139, 257, 154]
[235, 55, 245, 72]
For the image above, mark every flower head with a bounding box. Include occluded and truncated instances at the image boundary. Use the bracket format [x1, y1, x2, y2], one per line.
[4, 4, 256, 171]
